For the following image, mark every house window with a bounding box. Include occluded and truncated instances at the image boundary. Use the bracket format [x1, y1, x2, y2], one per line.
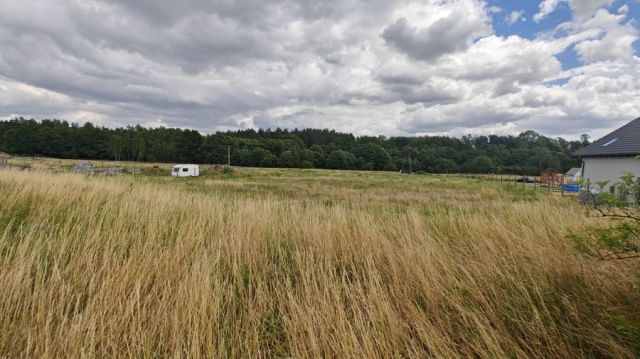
[610, 185, 615, 195]
[601, 137, 619, 147]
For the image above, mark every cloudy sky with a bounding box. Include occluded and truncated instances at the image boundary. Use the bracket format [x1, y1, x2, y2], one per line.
[1, 0, 639, 139]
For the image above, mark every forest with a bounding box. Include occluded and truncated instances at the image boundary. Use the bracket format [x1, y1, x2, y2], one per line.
[0, 117, 588, 174]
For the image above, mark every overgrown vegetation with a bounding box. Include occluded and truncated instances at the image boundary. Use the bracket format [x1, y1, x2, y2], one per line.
[0, 166, 638, 357]
[0, 117, 587, 174]
[574, 172, 640, 260]
[570, 171, 640, 351]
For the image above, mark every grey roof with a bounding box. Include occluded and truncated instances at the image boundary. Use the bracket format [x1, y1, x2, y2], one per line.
[566, 168, 581, 176]
[574, 117, 640, 157]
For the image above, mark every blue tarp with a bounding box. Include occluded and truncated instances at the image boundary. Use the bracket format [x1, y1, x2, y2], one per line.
[562, 184, 581, 193]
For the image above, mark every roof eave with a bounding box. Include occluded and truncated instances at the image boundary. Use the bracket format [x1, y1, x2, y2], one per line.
[574, 153, 640, 158]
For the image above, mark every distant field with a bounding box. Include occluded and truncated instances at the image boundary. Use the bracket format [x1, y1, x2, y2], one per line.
[0, 162, 638, 357]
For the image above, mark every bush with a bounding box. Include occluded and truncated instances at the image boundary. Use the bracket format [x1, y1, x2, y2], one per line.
[573, 173, 640, 261]
[260, 153, 278, 168]
[299, 160, 314, 169]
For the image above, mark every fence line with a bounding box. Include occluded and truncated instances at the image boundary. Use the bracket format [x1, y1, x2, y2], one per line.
[460, 173, 580, 197]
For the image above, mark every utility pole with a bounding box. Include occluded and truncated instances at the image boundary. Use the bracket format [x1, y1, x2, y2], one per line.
[408, 148, 412, 174]
[227, 145, 231, 166]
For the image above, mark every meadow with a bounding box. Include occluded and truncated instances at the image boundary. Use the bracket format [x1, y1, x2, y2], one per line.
[0, 162, 638, 358]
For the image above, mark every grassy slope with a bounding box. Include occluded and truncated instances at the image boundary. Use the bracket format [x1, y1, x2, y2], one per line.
[0, 167, 638, 358]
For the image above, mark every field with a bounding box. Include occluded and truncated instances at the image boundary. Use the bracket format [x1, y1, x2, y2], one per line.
[0, 162, 638, 357]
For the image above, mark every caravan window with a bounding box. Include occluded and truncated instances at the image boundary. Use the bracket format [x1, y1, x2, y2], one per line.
[182, 168, 189, 172]
[173, 168, 179, 173]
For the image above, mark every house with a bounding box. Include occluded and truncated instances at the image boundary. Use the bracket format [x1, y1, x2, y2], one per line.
[573, 117, 640, 193]
[565, 168, 582, 183]
[171, 164, 200, 177]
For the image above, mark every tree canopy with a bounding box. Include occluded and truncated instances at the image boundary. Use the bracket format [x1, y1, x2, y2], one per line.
[0, 117, 587, 175]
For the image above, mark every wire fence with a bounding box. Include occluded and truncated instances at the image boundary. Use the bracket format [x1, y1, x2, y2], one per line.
[459, 173, 581, 197]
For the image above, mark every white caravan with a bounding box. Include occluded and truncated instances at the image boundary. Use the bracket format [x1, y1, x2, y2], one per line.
[171, 164, 200, 177]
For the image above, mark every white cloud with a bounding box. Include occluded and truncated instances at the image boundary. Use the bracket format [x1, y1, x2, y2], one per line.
[487, 6, 502, 14]
[506, 10, 525, 26]
[572, 9, 639, 63]
[534, 0, 616, 22]
[575, 25, 639, 63]
[534, 0, 564, 22]
[618, 4, 629, 14]
[441, 35, 565, 83]
[568, 0, 616, 21]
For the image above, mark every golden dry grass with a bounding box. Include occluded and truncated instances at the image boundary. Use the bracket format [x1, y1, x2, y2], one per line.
[0, 168, 638, 358]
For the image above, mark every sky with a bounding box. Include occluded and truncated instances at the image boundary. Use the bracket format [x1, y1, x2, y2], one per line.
[0, 0, 639, 140]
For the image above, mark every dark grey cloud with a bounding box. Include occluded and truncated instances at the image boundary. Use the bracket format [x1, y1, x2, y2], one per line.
[381, 2, 491, 62]
[252, 108, 322, 129]
[377, 81, 463, 105]
[382, 17, 469, 61]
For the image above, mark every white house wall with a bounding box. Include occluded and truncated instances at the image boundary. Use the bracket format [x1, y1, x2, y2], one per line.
[582, 157, 640, 186]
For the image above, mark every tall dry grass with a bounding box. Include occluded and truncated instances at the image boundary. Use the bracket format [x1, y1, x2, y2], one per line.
[0, 169, 637, 358]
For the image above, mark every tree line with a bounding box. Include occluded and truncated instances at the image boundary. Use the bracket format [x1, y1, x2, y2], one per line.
[0, 118, 589, 175]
